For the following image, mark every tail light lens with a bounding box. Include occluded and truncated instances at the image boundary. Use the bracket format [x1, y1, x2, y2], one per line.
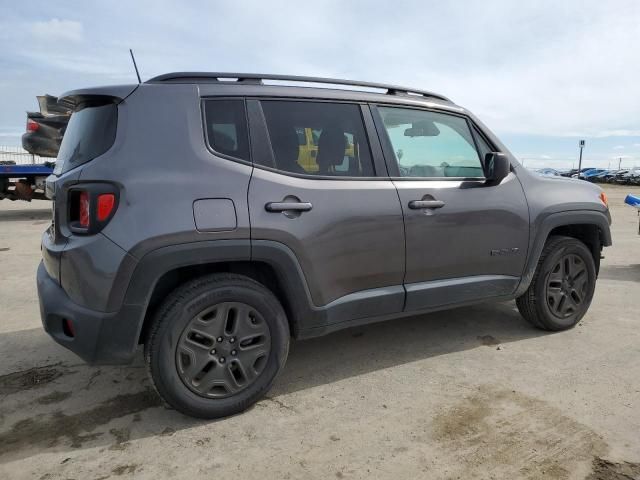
[97, 193, 115, 221]
[79, 191, 90, 227]
[27, 118, 39, 132]
[68, 186, 118, 234]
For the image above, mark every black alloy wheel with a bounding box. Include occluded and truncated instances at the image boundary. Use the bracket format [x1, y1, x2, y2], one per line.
[176, 301, 271, 398]
[545, 254, 589, 319]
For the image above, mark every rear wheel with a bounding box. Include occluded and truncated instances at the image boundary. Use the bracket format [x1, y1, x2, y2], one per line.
[516, 236, 596, 331]
[145, 273, 289, 419]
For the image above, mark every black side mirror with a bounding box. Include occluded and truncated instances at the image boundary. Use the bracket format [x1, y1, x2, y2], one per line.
[484, 152, 510, 184]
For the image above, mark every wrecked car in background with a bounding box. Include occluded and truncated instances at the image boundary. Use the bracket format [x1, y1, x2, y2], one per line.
[22, 94, 70, 158]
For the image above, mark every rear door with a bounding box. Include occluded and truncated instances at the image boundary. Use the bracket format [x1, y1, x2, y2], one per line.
[247, 99, 405, 328]
[372, 104, 529, 312]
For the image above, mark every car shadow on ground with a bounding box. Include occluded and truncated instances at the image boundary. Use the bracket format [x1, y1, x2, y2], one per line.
[0, 301, 547, 462]
[0, 208, 50, 221]
[597, 263, 640, 283]
[274, 301, 541, 395]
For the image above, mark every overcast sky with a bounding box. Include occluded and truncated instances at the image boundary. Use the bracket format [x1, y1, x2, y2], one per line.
[1, 0, 639, 168]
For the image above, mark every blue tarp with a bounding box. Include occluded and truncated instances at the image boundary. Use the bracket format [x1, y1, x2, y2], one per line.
[625, 194, 640, 208]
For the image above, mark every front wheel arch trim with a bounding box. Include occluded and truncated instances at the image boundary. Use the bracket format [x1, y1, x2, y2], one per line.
[515, 210, 611, 297]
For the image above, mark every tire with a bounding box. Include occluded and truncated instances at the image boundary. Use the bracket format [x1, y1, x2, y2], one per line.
[516, 236, 596, 331]
[145, 273, 290, 419]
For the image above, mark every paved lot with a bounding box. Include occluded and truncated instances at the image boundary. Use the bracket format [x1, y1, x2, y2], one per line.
[0, 184, 639, 480]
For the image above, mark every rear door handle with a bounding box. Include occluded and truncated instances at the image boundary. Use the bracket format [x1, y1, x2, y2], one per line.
[265, 201, 313, 212]
[408, 200, 445, 210]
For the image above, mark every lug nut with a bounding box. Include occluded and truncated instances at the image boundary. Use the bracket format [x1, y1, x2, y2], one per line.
[210, 349, 217, 355]
[231, 350, 237, 355]
[217, 337, 223, 342]
[219, 357, 226, 363]
[230, 337, 236, 343]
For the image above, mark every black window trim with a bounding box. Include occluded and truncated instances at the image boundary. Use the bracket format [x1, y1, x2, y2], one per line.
[370, 103, 490, 182]
[247, 96, 383, 181]
[199, 95, 501, 181]
[200, 97, 253, 167]
[470, 123, 499, 159]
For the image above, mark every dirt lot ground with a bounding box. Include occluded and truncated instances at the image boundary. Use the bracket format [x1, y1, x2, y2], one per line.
[0, 184, 638, 480]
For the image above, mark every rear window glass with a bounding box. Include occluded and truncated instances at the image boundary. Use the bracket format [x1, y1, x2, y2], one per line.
[203, 99, 250, 162]
[54, 103, 117, 175]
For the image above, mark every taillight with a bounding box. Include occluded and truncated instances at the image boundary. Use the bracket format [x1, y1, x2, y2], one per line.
[27, 118, 39, 132]
[79, 191, 90, 227]
[69, 186, 118, 234]
[97, 193, 115, 221]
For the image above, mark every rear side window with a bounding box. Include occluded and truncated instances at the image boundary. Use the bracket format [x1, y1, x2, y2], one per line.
[203, 99, 250, 162]
[54, 103, 117, 175]
[260, 101, 374, 177]
[378, 106, 484, 178]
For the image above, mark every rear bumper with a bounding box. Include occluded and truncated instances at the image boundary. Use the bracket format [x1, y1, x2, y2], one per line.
[37, 261, 143, 364]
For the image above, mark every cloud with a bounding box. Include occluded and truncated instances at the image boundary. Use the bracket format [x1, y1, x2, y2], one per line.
[1, 1, 639, 147]
[21, 51, 130, 77]
[29, 19, 83, 42]
[592, 130, 640, 137]
[613, 145, 625, 149]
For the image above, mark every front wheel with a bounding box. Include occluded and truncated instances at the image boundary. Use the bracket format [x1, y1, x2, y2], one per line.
[516, 236, 597, 331]
[145, 273, 290, 419]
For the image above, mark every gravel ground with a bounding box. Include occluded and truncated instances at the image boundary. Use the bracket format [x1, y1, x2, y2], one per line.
[0, 184, 638, 480]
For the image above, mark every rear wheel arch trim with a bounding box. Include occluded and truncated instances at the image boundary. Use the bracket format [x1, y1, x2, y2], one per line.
[122, 240, 315, 350]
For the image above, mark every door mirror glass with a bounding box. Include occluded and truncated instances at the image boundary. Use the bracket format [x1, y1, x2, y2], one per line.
[484, 152, 510, 183]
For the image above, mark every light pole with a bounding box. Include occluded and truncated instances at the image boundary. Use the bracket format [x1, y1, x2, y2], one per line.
[577, 139, 585, 178]
[618, 157, 622, 170]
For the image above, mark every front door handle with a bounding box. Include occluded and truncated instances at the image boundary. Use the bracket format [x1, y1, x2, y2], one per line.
[265, 201, 313, 212]
[408, 200, 445, 210]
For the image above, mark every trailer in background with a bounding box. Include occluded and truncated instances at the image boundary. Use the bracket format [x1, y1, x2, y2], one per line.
[0, 162, 53, 201]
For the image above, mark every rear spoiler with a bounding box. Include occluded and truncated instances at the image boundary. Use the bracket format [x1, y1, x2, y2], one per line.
[58, 84, 139, 110]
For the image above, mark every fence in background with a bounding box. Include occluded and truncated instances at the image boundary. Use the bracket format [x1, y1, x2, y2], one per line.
[0, 146, 51, 165]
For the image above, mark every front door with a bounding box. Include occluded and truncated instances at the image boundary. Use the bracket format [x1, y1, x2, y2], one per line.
[247, 99, 406, 328]
[372, 105, 529, 311]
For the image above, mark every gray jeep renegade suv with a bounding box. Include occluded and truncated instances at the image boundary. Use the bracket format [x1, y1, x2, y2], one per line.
[37, 73, 612, 418]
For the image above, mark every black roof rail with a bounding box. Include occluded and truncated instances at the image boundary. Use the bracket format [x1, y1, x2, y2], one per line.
[146, 72, 451, 102]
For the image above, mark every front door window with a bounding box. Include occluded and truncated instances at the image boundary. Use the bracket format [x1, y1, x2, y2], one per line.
[378, 106, 484, 178]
